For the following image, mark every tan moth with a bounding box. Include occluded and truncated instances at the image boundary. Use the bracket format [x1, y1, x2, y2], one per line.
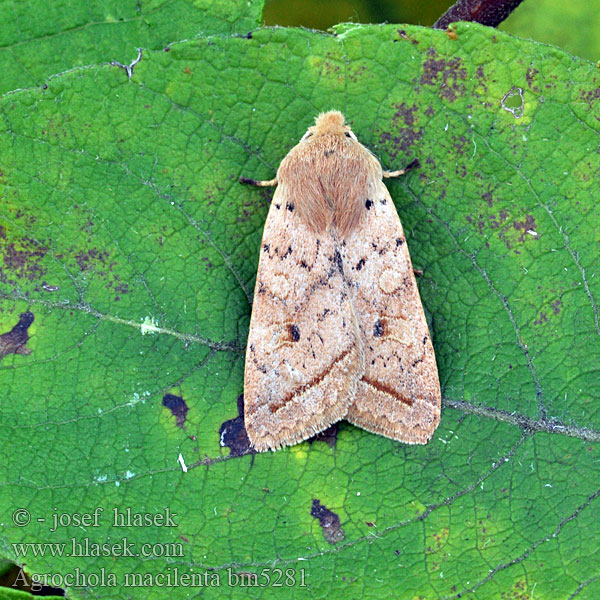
[241, 111, 441, 452]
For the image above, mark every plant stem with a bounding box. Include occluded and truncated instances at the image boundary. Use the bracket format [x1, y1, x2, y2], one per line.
[434, 0, 525, 29]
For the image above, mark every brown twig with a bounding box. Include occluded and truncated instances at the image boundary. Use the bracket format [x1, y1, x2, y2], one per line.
[434, 0, 525, 30]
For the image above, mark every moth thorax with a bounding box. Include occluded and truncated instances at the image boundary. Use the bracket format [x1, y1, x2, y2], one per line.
[278, 134, 372, 237]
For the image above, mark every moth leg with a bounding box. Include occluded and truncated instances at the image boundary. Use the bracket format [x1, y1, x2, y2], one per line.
[383, 158, 420, 179]
[240, 176, 278, 187]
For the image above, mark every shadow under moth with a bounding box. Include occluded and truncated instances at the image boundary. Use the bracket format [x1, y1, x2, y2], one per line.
[241, 111, 441, 452]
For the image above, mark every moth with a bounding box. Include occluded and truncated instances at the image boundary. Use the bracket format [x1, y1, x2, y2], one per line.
[241, 111, 440, 451]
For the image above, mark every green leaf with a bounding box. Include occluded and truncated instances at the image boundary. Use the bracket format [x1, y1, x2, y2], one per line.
[2, 15, 600, 600]
[0, 0, 264, 94]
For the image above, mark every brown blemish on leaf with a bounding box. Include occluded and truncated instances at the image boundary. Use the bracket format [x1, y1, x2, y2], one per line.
[162, 394, 189, 428]
[0, 311, 34, 361]
[489, 211, 508, 229]
[502, 578, 531, 600]
[452, 134, 468, 156]
[311, 499, 345, 544]
[580, 87, 600, 109]
[513, 214, 538, 242]
[308, 422, 338, 448]
[219, 395, 256, 457]
[200, 256, 214, 270]
[378, 103, 423, 160]
[393, 102, 418, 127]
[347, 64, 367, 83]
[551, 300, 561, 315]
[474, 65, 487, 88]
[320, 54, 343, 80]
[81, 217, 95, 235]
[467, 208, 537, 251]
[114, 282, 129, 302]
[395, 29, 418, 44]
[4, 238, 48, 281]
[526, 67, 539, 91]
[238, 183, 272, 224]
[482, 189, 494, 207]
[424, 155, 436, 169]
[420, 48, 467, 102]
[426, 527, 450, 554]
[74, 248, 109, 272]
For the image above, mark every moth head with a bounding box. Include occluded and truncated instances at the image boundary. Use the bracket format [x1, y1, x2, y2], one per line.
[301, 110, 358, 141]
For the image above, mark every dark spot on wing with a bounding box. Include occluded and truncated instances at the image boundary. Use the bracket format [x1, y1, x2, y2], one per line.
[263, 244, 270, 252]
[396, 237, 404, 247]
[286, 202, 294, 212]
[333, 249, 344, 275]
[365, 199, 373, 210]
[289, 324, 300, 342]
[373, 319, 384, 338]
[356, 257, 366, 271]
[318, 308, 331, 322]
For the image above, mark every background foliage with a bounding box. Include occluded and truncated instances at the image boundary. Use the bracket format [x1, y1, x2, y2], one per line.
[1, 1, 599, 599]
[264, 0, 600, 61]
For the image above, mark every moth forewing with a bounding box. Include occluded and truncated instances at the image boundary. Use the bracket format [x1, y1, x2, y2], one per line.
[342, 177, 441, 443]
[243, 185, 364, 452]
